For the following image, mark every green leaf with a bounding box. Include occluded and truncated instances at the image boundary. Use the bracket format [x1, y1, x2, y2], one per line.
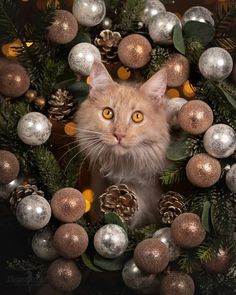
[104, 212, 128, 232]
[166, 141, 188, 161]
[201, 201, 211, 233]
[210, 203, 217, 232]
[217, 84, 236, 110]
[81, 253, 103, 272]
[66, 32, 91, 48]
[67, 81, 89, 103]
[173, 24, 185, 54]
[93, 253, 128, 271]
[183, 21, 215, 45]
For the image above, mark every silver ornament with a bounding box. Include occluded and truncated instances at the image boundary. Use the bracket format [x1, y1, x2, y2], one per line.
[68, 42, 101, 76]
[199, 47, 233, 82]
[0, 174, 24, 200]
[93, 224, 128, 258]
[203, 124, 236, 158]
[166, 97, 187, 127]
[102, 17, 112, 29]
[32, 228, 58, 261]
[72, 0, 106, 27]
[226, 164, 236, 193]
[16, 194, 51, 230]
[142, 0, 166, 25]
[182, 6, 214, 26]
[152, 227, 180, 261]
[17, 112, 52, 146]
[148, 12, 181, 45]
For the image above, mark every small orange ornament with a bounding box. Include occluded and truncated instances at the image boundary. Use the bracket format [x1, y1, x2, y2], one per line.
[117, 66, 131, 80]
[183, 80, 196, 98]
[85, 199, 91, 213]
[166, 88, 180, 99]
[64, 122, 77, 136]
[1, 39, 22, 58]
[86, 76, 91, 85]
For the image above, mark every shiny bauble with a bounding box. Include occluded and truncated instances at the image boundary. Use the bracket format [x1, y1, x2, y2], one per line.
[134, 238, 169, 274]
[149, 12, 181, 45]
[0, 174, 24, 200]
[232, 63, 236, 84]
[199, 47, 233, 82]
[94, 224, 128, 258]
[166, 97, 187, 127]
[17, 112, 52, 146]
[153, 227, 180, 261]
[186, 153, 221, 188]
[34, 96, 46, 110]
[16, 194, 51, 230]
[47, 258, 82, 292]
[226, 164, 236, 193]
[171, 213, 206, 248]
[102, 17, 112, 29]
[72, 0, 106, 27]
[118, 34, 152, 69]
[182, 6, 214, 25]
[203, 124, 236, 158]
[142, 0, 166, 25]
[32, 228, 58, 260]
[178, 100, 214, 135]
[68, 42, 101, 76]
[0, 150, 20, 184]
[25, 89, 38, 102]
[205, 248, 230, 273]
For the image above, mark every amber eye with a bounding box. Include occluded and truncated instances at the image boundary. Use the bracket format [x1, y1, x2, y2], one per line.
[102, 107, 114, 120]
[132, 111, 144, 123]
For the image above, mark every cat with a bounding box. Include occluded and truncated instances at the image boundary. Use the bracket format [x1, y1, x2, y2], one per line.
[76, 61, 170, 228]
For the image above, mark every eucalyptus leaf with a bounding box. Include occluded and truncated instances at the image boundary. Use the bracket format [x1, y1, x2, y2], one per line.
[173, 24, 185, 55]
[166, 140, 188, 161]
[67, 32, 92, 48]
[67, 81, 90, 103]
[183, 21, 215, 45]
[93, 253, 128, 271]
[217, 84, 236, 110]
[201, 201, 211, 233]
[104, 212, 128, 232]
[210, 203, 216, 232]
[81, 253, 103, 272]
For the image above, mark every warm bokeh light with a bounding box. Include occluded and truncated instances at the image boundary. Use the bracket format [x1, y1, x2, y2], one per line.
[82, 188, 94, 203]
[64, 122, 77, 136]
[117, 66, 131, 80]
[166, 88, 180, 98]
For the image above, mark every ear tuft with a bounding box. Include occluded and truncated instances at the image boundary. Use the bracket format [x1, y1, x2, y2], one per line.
[89, 61, 114, 92]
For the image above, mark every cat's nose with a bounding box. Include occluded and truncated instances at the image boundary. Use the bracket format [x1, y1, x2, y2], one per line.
[113, 132, 126, 142]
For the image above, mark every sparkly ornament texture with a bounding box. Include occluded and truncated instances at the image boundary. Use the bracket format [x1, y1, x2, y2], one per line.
[226, 164, 236, 193]
[205, 248, 230, 273]
[182, 6, 214, 25]
[0, 150, 20, 184]
[142, 0, 166, 25]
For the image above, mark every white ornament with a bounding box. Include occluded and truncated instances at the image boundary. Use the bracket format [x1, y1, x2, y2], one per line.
[166, 97, 187, 127]
[182, 6, 214, 25]
[142, 0, 166, 25]
[226, 164, 236, 193]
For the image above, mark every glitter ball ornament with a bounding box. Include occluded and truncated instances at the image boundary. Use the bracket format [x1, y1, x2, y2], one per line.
[48, 10, 78, 44]
[102, 17, 112, 29]
[68, 42, 101, 76]
[178, 100, 214, 135]
[72, 0, 106, 27]
[182, 6, 214, 25]
[160, 271, 195, 295]
[205, 248, 230, 273]
[149, 12, 181, 45]
[118, 34, 152, 69]
[226, 164, 236, 193]
[51, 187, 85, 222]
[166, 97, 187, 127]
[32, 228, 58, 261]
[17, 112, 52, 146]
[171, 213, 206, 248]
[134, 238, 169, 274]
[25, 89, 38, 103]
[142, 0, 166, 25]
[47, 258, 82, 292]
[94, 224, 128, 258]
[53, 223, 88, 258]
[0, 175, 24, 200]
[186, 153, 221, 188]
[199, 47, 233, 82]
[203, 124, 236, 158]
[0, 150, 20, 184]
[0, 64, 30, 97]
[16, 194, 51, 230]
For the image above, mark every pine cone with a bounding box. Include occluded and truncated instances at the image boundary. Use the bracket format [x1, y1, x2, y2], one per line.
[9, 184, 44, 214]
[48, 89, 76, 121]
[94, 30, 122, 64]
[99, 184, 138, 222]
[159, 191, 186, 224]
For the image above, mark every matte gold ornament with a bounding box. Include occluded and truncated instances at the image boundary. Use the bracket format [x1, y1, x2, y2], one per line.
[186, 153, 221, 188]
[0, 150, 20, 184]
[205, 248, 230, 273]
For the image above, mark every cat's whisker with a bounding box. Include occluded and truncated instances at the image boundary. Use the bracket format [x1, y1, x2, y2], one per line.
[55, 139, 81, 150]
[76, 128, 103, 135]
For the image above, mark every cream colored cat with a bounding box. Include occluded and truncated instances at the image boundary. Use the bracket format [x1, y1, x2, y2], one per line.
[76, 62, 169, 228]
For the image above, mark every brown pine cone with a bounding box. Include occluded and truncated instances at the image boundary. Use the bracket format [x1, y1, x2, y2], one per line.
[99, 184, 138, 222]
[159, 191, 186, 224]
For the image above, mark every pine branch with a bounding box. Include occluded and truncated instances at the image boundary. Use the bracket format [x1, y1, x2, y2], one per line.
[185, 135, 205, 157]
[184, 38, 205, 64]
[160, 161, 186, 186]
[177, 250, 197, 273]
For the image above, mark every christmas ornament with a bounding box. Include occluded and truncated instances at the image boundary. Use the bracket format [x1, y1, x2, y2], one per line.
[102, 17, 112, 29]
[16, 194, 51, 230]
[0, 63, 30, 97]
[53, 223, 88, 258]
[164, 54, 190, 87]
[17, 112, 52, 145]
[25, 89, 38, 103]
[94, 30, 122, 64]
[0, 175, 24, 200]
[68, 42, 101, 76]
[160, 271, 195, 295]
[171, 213, 206, 248]
[182, 6, 214, 25]
[178, 100, 214, 135]
[99, 184, 138, 222]
[117, 66, 131, 80]
[186, 153, 221, 188]
[142, 0, 166, 25]
[36, 284, 62, 295]
[64, 122, 77, 136]
[166, 89, 180, 98]
[205, 248, 230, 273]
[226, 164, 236, 193]
[93, 224, 128, 258]
[149, 12, 181, 45]
[159, 191, 186, 224]
[232, 63, 236, 84]
[47, 258, 81, 292]
[203, 124, 236, 158]
[166, 97, 187, 127]
[34, 96, 46, 110]
[72, 0, 106, 27]
[153, 227, 180, 261]
[83, 188, 94, 203]
[1, 39, 22, 58]
[199, 47, 233, 82]
[51, 187, 85, 222]
[118, 34, 152, 69]
[32, 228, 58, 261]
[182, 80, 196, 98]
[134, 238, 169, 274]
[0, 150, 20, 184]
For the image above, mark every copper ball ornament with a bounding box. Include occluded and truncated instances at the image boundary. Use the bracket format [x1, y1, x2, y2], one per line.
[47, 258, 82, 292]
[178, 100, 214, 135]
[51, 187, 86, 222]
[118, 34, 152, 69]
[186, 153, 221, 188]
[205, 248, 230, 273]
[0, 64, 30, 97]
[171, 213, 206, 248]
[53, 223, 88, 258]
[0, 150, 20, 184]
[134, 238, 169, 274]
[25, 89, 38, 102]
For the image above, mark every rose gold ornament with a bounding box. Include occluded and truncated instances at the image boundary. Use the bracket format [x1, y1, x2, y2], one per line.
[205, 248, 230, 273]
[0, 150, 20, 184]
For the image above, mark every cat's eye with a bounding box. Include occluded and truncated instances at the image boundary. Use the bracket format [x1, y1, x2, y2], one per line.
[102, 107, 114, 120]
[132, 111, 144, 123]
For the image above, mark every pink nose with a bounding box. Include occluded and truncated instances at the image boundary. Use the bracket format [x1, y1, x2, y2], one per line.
[114, 132, 126, 142]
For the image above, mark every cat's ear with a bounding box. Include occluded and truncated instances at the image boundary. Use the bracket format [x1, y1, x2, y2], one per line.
[140, 69, 167, 101]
